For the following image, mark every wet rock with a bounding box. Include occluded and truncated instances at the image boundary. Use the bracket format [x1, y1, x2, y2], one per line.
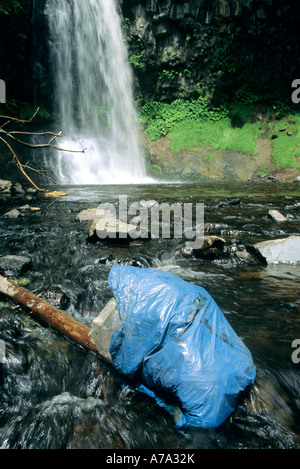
[253, 236, 300, 264]
[228, 198, 241, 206]
[27, 188, 37, 195]
[0, 180, 12, 195]
[95, 254, 115, 265]
[0, 339, 6, 364]
[88, 215, 149, 242]
[38, 287, 71, 310]
[13, 183, 25, 196]
[44, 191, 68, 198]
[76, 208, 111, 222]
[18, 204, 41, 213]
[217, 198, 241, 208]
[3, 209, 21, 219]
[179, 235, 226, 258]
[268, 209, 287, 223]
[196, 247, 229, 261]
[0, 255, 32, 276]
[204, 223, 229, 234]
[233, 249, 261, 265]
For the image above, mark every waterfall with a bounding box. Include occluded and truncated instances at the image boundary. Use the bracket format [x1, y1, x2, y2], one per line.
[44, 0, 147, 185]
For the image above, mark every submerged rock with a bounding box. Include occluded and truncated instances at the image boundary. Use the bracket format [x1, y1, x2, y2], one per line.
[253, 236, 300, 264]
[0, 255, 32, 276]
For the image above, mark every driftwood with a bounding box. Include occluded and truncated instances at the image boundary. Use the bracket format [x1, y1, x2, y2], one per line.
[0, 275, 101, 358]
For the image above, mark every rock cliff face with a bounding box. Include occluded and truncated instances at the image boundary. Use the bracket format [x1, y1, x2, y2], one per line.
[120, 0, 300, 102]
[2, 0, 299, 108]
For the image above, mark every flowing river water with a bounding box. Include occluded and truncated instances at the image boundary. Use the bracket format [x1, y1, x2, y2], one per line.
[0, 181, 299, 449]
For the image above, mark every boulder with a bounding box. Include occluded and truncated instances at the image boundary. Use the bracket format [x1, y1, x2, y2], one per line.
[3, 209, 21, 218]
[0, 180, 12, 194]
[76, 208, 111, 222]
[88, 215, 149, 242]
[180, 235, 226, 258]
[253, 236, 300, 264]
[0, 255, 32, 276]
[268, 209, 287, 223]
[13, 183, 25, 195]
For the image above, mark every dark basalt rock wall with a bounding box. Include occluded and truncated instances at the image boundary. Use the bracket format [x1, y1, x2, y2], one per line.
[1, 0, 299, 107]
[120, 0, 300, 103]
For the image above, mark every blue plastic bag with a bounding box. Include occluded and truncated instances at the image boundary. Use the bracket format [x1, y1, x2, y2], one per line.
[108, 265, 256, 428]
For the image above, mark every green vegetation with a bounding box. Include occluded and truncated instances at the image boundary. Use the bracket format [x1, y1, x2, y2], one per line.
[256, 165, 271, 177]
[0, 0, 22, 15]
[140, 95, 228, 141]
[140, 95, 260, 155]
[129, 50, 147, 72]
[168, 119, 262, 155]
[140, 92, 300, 171]
[270, 115, 300, 169]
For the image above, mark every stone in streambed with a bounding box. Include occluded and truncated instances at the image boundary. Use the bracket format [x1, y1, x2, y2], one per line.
[253, 236, 300, 264]
[179, 235, 226, 258]
[13, 183, 25, 196]
[0, 255, 32, 276]
[88, 215, 149, 242]
[0, 180, 12, 195]
[2, 209, 21, 218]
[76, 208, 111, 222]
[268, 209, 287, 223]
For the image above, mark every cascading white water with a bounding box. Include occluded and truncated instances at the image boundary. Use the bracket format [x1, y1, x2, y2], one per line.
[44, 0, 147, 184]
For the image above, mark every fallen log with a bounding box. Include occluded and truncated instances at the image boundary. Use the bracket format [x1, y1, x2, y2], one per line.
[0, 275, 101, 357]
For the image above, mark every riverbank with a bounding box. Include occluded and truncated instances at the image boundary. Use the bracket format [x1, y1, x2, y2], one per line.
[140, 101, 300, 183]
[143, 134, 300, 183]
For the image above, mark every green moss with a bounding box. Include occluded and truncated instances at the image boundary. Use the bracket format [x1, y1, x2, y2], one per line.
[149, 164, 163, 175]
[168, 118, 261, 156]
[271, 115, 300, 168]
[140, 94, 300, 169]
[256, 165, 271, 177]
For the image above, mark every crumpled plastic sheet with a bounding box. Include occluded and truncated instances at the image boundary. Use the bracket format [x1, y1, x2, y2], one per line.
[108, 265, 256, 428]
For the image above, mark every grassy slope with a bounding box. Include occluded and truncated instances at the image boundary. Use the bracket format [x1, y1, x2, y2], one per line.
[141, 99, 300, 173]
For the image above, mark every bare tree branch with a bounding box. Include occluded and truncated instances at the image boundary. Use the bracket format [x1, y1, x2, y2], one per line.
[0, 107, 86, 191]
[0, 106, 40, 124]
[0, 129, 85, 153]
[0, 136, 45, 191]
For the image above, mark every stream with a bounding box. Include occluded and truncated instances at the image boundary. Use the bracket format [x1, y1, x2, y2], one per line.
[0, 181, 300, 449]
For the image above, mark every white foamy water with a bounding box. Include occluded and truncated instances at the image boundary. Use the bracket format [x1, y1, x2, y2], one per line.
[45, 0, 149, 184]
